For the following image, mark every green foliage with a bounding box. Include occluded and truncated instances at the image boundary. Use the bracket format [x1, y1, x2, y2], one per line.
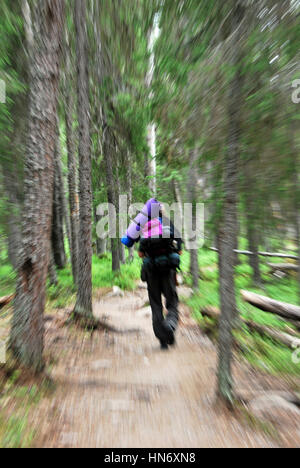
[187, 247, 300, 377]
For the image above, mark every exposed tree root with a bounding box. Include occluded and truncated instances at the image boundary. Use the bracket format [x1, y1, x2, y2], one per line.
[68, 312, 141, 334]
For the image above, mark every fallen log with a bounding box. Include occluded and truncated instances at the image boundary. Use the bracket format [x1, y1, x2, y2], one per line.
[200, 306, 220, 321]
[244, 320, 300, 350]
[0, 295, 14, 310]
[267, 263, 299, 273]
[241, 290, 300, 322]
[210, 247, 298, 261]
[200, 306, 300, 350]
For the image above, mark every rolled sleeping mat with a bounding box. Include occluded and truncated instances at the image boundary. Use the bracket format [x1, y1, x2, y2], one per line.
[121, 198, 161, 247]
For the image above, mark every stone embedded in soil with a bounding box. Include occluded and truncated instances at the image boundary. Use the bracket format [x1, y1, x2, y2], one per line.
[136, 307, 151, 318]
[90, 360, 112, 370]
[106, 286, 125, 298]
[100, 399, 135, 412]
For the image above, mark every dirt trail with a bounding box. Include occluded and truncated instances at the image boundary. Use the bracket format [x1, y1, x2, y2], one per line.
[36, 285, 281, 448]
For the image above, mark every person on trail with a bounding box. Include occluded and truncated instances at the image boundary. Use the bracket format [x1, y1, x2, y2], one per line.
[121, 198, 183, 350]
[138, 209, 183, 350]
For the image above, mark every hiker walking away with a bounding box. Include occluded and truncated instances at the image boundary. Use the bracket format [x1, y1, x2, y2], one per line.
[138, 209, 183, 350]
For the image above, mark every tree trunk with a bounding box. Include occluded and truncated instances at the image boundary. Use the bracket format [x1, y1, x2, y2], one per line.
[146, 124, 157, 196]
[126, 151, 134, 262]
[245, 173, 261, 285]
[74, 0, 93, 318]
[94, 204, 106, 257]
[2, 164, 21, 270]
[64, 56, 79, 285]
[291, 138, 300, 303]
[145, 19, 159, 197]
[10, 0, 64, 372]
[210, 247, 298, 260]
[52, 122, 67, 270]
[173, 178, 186, 246]
[48, 249, 58, 287]
[103, 128, 120, 272]
[186, 149, 200, 291]
[117, 158, 125, 265]
[217, 3, 245, 405]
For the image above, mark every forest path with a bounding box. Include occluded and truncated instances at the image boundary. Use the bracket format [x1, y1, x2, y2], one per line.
[37, 284, 279, 448]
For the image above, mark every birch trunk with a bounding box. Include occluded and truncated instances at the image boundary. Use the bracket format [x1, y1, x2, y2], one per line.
[145, 16, 160, 196]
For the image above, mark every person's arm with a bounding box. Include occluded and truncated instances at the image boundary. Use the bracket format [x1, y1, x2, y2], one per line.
[138, 238, 148, 258]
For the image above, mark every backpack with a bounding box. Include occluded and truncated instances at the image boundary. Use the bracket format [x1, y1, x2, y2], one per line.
[140, 218, 181, 279]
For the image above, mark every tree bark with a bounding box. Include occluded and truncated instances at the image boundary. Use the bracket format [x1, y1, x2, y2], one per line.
[241, 290, 300, 322]
[64, 53, 79, 284]
[73, 0, 93, 318]
[186, 149, 200, 291]
[103, 128, 120, 272]
[217, 3, 245, 405]
[201, 306, 300, 349]
[10, 0, 64, 372]
[267, 263, 298, 273]
[210, 247, 298, 260]
[48, 248, 58, 287]
[2, 164, 22, 270]
[290, 130, 300, 303]
[51, 121, 67, 269]
[94, 204, 106, 257]
[126, 151, 134, 262]
[117, 158, 125, 265]
[145, 19, 159, 196]
[245, 173, 261, 285]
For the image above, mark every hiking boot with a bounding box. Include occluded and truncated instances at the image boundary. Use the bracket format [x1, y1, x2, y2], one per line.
[168, 333, 176, 346]
[163, 322, 175, 346]
[160, 341, 169, 351]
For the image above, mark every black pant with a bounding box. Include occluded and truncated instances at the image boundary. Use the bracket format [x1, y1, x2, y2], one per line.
[146, 269, 179, 343]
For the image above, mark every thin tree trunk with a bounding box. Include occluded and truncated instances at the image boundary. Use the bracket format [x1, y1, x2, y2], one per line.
[48, 249, 58, 287]
[126, 151, 134, 262]
[103, 128, 120, 272]
[247, 217, 261, 284]
[244, 168, 261, 285]
[63, 185, 72, 257]
[52, 122, 67, 270]
[173, 178, 186, 248]
[217, 3, 245, 405]
[186, 149, 200, 291]
[10, 0, 64, 372]
[74, 0, 93, 318]
[93, 204, 106, 257]
[145, 17, 160, 197]
[291, 146, 300, 304]
[2, 164, 21, 270]
[117, 157, 125, 265]
[146, 124, 157, 196]
[64, 61, 79, 284]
